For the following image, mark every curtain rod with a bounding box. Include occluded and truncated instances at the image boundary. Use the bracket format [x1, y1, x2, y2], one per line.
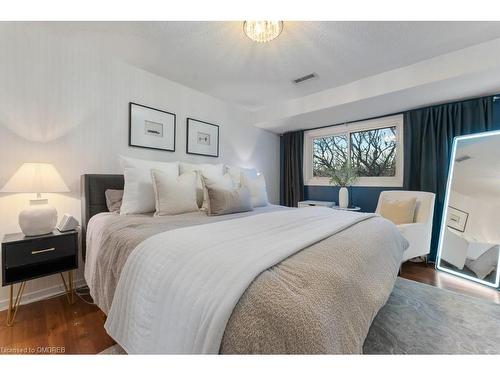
[299, 111, 403, 133]
[281, 93, 500, 135]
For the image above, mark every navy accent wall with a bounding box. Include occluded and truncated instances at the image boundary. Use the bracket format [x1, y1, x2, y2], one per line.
[286, 95, 500, 213]
[304, 186, 403, 213]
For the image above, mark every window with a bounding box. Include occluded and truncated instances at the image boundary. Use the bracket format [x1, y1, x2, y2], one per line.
[304, 114, 403, 186]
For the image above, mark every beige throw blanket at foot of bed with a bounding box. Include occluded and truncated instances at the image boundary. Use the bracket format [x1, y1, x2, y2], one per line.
[104, 207, 407, 354]
[221, 215, 406, 354]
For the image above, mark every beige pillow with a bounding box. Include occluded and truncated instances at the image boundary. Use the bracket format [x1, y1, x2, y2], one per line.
[105, 189, 123, 213]
[206, 185, 253, 216]
[151, 170, 199, 215]
[119, 156, 179, 215]
[379, 197, 417, 225]
[201, 174, 234, 212]
[179, 162, 224, 208]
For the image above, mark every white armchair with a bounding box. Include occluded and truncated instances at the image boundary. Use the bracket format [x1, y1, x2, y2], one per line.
[376, 190, 436, 263]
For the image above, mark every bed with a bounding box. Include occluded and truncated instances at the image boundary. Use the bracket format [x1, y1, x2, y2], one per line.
[81, 174, 408, 354]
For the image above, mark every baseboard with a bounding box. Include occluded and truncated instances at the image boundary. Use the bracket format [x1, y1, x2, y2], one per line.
[0, 278, 87, 311]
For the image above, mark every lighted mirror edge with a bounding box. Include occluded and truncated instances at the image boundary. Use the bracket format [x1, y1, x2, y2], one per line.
[435, 129, 500, 289]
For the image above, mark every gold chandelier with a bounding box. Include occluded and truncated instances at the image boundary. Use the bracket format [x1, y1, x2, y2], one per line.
[243, 21, 283, 43]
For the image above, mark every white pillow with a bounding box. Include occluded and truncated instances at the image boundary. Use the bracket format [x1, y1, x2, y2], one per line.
[201, 173, 234, 212]
[242, 173, 269, 208]
[119, 157, 179, 215]
[120, 156, 179, 178]
[180, 162, 224, 207]
[120, 168, 156, 215]
[151, 170, 199, 215]
[226, 165, 258, 187]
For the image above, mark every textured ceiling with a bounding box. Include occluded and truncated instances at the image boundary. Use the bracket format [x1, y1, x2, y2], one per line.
[27, 21, 500, 110]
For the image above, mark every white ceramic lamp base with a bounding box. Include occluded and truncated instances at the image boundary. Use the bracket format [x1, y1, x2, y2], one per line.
[19, 204, 58, 236]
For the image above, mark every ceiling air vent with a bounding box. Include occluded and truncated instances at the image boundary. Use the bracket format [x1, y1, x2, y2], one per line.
[455, 155, 472, 163]
[293, 73, 318, 85]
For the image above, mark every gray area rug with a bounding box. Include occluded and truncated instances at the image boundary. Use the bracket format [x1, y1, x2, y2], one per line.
[99, 277, 500, 354]
[363, 277, 500, 354]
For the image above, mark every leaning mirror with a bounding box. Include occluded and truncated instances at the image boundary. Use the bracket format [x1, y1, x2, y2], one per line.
[436, 130, 500, 288]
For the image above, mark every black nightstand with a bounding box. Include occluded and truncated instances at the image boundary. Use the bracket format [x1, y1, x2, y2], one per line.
[1, 229, 79, 326]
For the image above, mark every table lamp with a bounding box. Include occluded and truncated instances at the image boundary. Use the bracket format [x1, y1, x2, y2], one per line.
[0, 163, 70, 236]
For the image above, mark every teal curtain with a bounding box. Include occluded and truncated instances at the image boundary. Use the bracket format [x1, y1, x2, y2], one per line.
[404, 96, 498, 261]
[281, 131, 304, 207]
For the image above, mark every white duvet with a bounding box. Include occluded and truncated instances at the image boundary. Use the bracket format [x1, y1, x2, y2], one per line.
[104, 207, 375, 354]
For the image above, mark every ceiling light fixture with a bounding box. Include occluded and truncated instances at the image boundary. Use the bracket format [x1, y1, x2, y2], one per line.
[243, 21, 283, 43]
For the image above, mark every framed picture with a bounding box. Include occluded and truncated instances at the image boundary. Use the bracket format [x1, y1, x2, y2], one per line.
[129, 102, 176, 152]
[186, 118, 219, 157]
[446, 206, 469, 232]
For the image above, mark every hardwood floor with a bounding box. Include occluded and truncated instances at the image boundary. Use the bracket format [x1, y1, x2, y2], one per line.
[400, 261, 500, 304]
[0, 289, 114, 354]
[0, 262, 498, 354]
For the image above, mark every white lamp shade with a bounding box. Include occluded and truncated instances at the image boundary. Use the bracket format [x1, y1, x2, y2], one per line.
[1, 163, 69, 194]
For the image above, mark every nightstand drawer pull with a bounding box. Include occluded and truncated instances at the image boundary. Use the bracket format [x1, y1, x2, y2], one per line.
[31, 247, 56, 255]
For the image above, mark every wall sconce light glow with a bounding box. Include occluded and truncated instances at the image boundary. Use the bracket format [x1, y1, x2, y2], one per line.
[243, 21, 283, 43]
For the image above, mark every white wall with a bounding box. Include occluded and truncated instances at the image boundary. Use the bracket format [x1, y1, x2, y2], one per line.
[0, 25, 280, 309]
[448, 190, 500, 244]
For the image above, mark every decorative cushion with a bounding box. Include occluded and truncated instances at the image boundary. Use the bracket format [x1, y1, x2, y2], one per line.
[105, 189, 123, 213]
[180, 162, 224, 208]
[151, 170, 199, 216]
[241, 173, 269, 208]
[201, 174, 235, 212]
[120, 168, 157, 215]
[120, 156, 179, 176]
[206, 185, 253, 216]
[120, 156, 179, 215]
[379, 197, 417, 225]
[226, 165, 258, 187]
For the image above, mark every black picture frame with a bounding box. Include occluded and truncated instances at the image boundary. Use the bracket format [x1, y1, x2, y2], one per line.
[129, 102, 176, 152]
[446, 206, 469, 233]
[186, 117, 220, 158]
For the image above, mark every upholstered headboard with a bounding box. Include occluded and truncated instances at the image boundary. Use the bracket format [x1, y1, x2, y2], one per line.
[80, 174, 124, 260]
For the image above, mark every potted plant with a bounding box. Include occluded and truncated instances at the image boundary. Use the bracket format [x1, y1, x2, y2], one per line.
[329, 163, 358, 208]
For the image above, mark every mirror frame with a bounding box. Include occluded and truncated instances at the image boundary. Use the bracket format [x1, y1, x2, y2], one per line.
[436, 129, 500, 288]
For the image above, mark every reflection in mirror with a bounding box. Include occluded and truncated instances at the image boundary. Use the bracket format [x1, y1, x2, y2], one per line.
[437, 130, 500, 288]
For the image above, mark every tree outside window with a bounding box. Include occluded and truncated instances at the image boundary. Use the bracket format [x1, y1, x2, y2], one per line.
[313, 135, 348, 177]
[312, 126, 396, 178]
[350, 126, 396, 177]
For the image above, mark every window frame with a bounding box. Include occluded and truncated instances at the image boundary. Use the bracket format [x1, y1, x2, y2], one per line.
[304, 114, 404, 187]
